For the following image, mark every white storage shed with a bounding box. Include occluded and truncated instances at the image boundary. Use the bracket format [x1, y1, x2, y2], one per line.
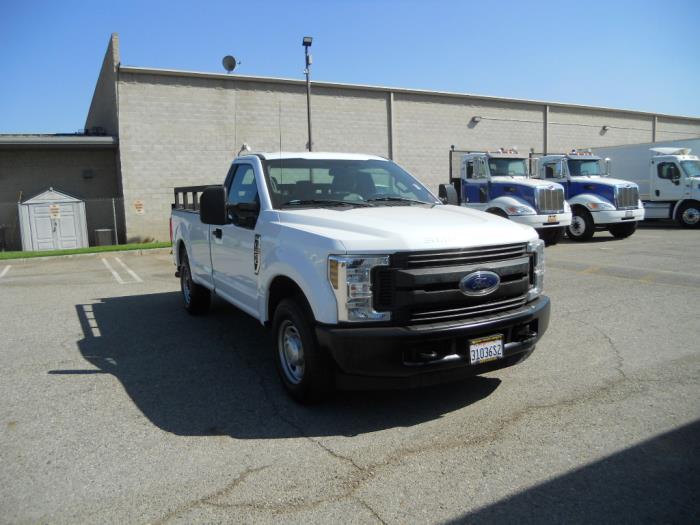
[18, 188, 89, 251]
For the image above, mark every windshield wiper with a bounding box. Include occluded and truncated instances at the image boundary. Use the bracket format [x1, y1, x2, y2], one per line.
[365, 196, 435, 205]
[280, 199, 371, 208]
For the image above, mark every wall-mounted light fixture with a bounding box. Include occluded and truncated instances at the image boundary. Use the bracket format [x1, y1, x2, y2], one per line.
[471, 116, 482, 124]
[82, 169, 94, 180]
[602, 125, 610, 132]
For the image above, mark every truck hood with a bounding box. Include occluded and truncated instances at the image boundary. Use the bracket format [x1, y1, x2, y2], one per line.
[570, 176, 637, 188]
[274, 205, 536, 252]
[492, 176, 563, 189]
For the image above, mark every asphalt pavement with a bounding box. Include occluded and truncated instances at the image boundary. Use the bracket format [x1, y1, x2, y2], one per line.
[1, 225, 698, 524]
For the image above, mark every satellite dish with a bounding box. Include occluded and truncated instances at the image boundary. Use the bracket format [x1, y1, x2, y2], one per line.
[222, 55, 237, 73]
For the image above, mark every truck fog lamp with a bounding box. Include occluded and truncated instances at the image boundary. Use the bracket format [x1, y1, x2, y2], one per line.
[328, 255, 391, 322]
[527, 239, 545, 302]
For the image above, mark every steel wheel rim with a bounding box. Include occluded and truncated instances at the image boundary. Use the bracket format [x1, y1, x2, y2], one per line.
[278, 320, 305, 384]
[682, 207, 699, 225]
[181, 265, 191, 305]
[570, 215, 586, 236]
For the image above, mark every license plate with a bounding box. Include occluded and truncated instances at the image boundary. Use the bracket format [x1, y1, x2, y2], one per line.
[469, 334, 504, 365]
[625, 210, 633, 218]
[547, 215, 557, 223]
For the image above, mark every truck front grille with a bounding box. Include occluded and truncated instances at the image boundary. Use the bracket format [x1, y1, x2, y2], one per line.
[372, 243, 531, 325]
[536, 187, 565, 213]
[616, 186, 639, 209]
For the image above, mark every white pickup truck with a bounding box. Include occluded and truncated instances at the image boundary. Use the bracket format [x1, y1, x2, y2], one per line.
[171, 152, 550, 402]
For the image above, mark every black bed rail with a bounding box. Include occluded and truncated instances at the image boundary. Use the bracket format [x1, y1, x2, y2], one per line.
[172, 185, 213, 211]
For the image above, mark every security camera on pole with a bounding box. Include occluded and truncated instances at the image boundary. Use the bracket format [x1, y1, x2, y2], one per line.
[302, 36, 313, 151]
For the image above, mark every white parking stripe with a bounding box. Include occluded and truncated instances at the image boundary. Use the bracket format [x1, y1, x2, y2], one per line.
[101, 258, 125, 284]
[0, 265, 11, 279]
[114, 257, 143, 283]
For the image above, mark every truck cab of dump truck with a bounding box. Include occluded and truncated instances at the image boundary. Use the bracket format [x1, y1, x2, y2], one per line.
[441, 149, 571, 245]
[536, 150, 645, 241]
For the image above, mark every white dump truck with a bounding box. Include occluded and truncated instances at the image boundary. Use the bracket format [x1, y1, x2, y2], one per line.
[592, 139, 700, 228]
[171, 152, 551, 403]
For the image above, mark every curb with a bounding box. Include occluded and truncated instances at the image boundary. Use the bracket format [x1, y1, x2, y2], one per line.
[0, 247, 173, 263]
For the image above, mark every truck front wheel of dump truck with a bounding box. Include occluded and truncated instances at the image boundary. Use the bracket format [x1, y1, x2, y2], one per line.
[180, 251, 211, 315]
[609, 222, 637, 239]
[677, 201, 700, 229]
[273, 298, 333, 404]
[567, 207, 595, 241]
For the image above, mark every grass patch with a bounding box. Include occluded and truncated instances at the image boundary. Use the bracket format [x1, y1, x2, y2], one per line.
[0, 241, 172, 261]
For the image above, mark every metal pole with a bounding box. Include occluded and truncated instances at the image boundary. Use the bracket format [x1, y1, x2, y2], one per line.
[304, 46, 313, 151]
[111, 198, 118, 245]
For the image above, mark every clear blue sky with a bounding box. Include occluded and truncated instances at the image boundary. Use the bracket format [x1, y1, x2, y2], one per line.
[2, 0, 699, 133]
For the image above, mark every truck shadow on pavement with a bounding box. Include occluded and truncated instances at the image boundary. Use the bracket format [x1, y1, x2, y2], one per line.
[446, 419, 700, 524]
[63, 292, 501, 439]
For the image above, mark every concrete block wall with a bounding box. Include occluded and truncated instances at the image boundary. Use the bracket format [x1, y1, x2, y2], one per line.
[85, 34, 120, 136]
[116, 73, 392, 241]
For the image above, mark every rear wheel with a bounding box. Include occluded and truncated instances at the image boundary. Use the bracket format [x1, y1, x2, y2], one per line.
[538, 227, 564, 246]
[273, 298, 333, 404]
[677, 202, 700, 228]
[567, 207, 595, 241]
[180, 251, 210, 315]
[609, 222, 637, 239]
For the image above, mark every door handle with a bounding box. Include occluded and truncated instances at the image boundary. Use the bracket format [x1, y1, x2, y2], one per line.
[213, 228, 223, 239]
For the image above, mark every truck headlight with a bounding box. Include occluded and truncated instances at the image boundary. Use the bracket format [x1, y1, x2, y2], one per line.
[586, 201, 615, 211]
[527, 238, 544, 301]
[328, 255, 391, 322]
[506, 205, 536, 216]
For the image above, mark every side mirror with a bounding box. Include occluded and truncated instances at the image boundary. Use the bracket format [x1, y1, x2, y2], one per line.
[604, 158, 612, 177]
[438, 184, 459, 205]
[200, 186, 227, 225]
[229, 200, 260, 227]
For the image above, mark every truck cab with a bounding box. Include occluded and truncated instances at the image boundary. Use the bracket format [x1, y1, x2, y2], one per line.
[445, 149, 571, 245]
[643, 148, 700, 227]
[536, 150, 645, 241]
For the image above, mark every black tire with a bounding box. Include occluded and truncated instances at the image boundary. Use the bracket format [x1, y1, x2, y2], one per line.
[180, 251, 211, 315]
[273, 297, 333, 404]
[676, 201, 700, 229]
[567, 207, 595, 241]
[609, 222, 637, 239]
[539, 227, 564, 246]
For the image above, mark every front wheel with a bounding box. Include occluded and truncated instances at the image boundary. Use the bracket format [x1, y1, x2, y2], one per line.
[567, 208, 595, 241]
[273, 298, 333, 404]
[180, 251, 210, 315]
[609, 222, 637, 239]
[538, 227, 564, 246]
[677, 202, 700, 228]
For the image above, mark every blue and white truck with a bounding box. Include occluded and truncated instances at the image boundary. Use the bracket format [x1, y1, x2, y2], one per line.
[441, 149, 571, 245]
[535, 150, 645, 241]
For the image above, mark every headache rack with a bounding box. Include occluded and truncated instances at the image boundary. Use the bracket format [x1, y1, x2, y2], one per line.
[172, 186, 213, 212]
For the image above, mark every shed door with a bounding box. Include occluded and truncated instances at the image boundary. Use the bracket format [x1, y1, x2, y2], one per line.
[28, 203, 81, 251]
[29, 204, 58, 250]
[55, 203, 79, 249]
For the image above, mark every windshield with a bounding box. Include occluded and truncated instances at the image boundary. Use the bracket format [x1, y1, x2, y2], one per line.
[681, 160, 700, 178]
[264, 158, 440, 209]
[567, 159, 602, 176]
[488, 158, 528, 177]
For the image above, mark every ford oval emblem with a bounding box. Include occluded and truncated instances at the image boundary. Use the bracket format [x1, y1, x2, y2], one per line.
[459, 271, 500, 297]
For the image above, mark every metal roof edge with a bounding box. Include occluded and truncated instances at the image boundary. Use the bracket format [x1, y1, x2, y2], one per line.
[0, 135, 118, 148]
[118, 65, 700, 122]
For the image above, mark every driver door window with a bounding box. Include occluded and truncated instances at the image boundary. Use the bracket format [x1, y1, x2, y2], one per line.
[226, 164, 259, 227]
[544, 163, 562, 179]
[657, 162, 680, 184]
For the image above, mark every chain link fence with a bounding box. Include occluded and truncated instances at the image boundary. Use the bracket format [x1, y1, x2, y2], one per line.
[0, 197, 126, 252]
